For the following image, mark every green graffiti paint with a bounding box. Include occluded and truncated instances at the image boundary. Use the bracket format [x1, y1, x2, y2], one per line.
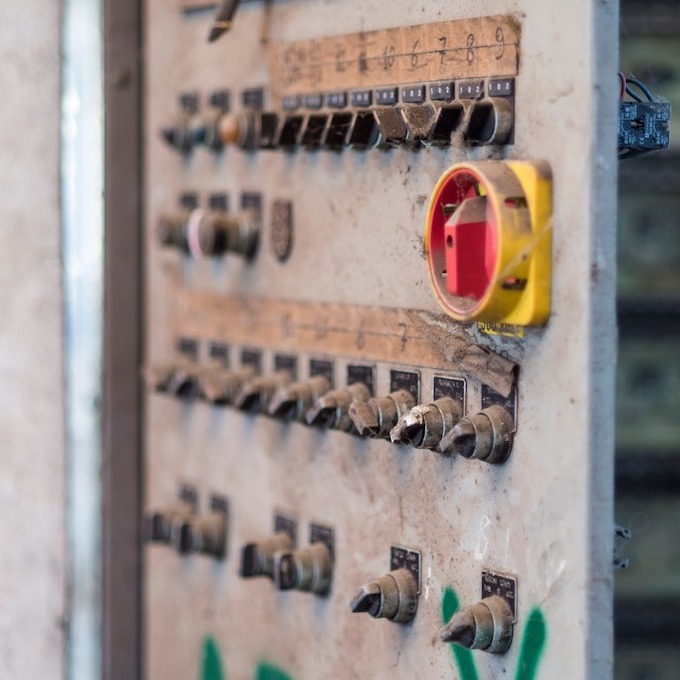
[514, 607, 547, 680]
[201, 636, 225, 680]
[255, 662, 293, 680]
[441, 587, 480, 680]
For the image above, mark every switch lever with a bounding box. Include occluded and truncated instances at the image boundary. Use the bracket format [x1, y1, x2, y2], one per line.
[268, 375, 331, 422]
[438, 404, 513, 464]
[306, 382, 371, 431]
[348, 389, 415, 438]
[208, 0, 242, 42]
[440, 595, 513, 653]
[350, 568, 418, 623]
[240, 531, 294, 579]
[389, 397, 462, 449]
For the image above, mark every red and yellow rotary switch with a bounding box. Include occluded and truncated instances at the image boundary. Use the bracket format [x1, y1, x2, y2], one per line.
[425, 161, 552, 326]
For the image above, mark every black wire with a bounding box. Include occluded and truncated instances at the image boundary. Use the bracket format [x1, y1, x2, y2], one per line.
[625, 86, 644, 103]
[626, 77, 655, 102]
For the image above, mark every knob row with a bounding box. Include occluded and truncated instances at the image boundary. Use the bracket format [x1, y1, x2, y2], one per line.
[145, 502, 513, 654]
[144, 362, 514, 463]
[162, 99, 513, 154]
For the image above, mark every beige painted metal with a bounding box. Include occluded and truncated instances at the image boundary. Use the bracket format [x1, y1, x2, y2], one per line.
[0, 2, 66, 677]
[145, 1, 618, 678]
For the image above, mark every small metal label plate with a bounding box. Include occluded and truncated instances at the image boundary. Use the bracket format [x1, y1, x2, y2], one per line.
[481, 570, 517, 622]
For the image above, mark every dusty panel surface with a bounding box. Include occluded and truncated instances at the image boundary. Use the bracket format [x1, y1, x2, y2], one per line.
[144, 1, 618, 678]
[0, 1, 66, 677]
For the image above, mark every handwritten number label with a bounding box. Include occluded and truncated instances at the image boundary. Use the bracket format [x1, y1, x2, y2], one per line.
[335, 47, 347, 73]
[466, 33, 475, 64]
[495, 26, 505, 59]
[383, 44, 396, 71]
[411, 39, 420, 69]
[438, 36, 447, 66]
[309, 42, 322, 85]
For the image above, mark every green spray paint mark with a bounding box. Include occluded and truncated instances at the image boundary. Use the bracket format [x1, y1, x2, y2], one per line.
[255, 662, 293, 680]
[441, 587, 480, 680]
[201, 636, 225, 680]
[514, 607, 547, 680]
[441, 589, 547, 680]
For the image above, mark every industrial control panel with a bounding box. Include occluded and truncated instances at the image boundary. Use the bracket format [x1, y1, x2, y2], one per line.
[143, 1, 618, 678]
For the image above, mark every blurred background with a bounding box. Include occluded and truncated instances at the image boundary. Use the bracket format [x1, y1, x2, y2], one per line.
[616, 2, 680, 678]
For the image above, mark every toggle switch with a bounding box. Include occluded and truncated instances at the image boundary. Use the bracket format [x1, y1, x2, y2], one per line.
[273, 542, 333, 595]
[216, 111, 247, 148]
[267, 375, 331, 422]
[300, 114, 329, 150]
[156, 211, 190, 252]
[324, 112, 354, 150]
[277, 114, 305, 150]
[348, 390, 416, 438]
[389, 397, 462, 450]
[349, 390, 415, 438]
[438, 404, 514, 464]
[464, 99, 514, 146]
[207, 0, 243, 43]
[373, 107, 408, 148]
[161, 106, 203, 153]
[200, 101, 232, 151]
[233, 371, 292, 413]
[143, 361, 202, 399]
[184, 207, 260, 260]
[347, 112, 381, 149]
[144, 489, 197, 545]
[240, 531, 294, 579]
[198, 366, 256, 405]
[349, 568, 419, 624]
[259, 112, 281, 149]
[305, 382, 372, 431]
[440, 595, 513, 654]
[400, 103, 439, 146]
[171, 496, 228, 559]
[430, 103, 466, 146]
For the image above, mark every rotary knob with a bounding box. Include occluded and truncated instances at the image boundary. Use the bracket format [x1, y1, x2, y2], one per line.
[389, 397, 462, 450]
[184, 208, 259, 260]
[348, 389, 416, 438]
[349, 568, 418, 624]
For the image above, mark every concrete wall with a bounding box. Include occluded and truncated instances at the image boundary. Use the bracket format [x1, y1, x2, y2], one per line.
[0, 2, 66, 677]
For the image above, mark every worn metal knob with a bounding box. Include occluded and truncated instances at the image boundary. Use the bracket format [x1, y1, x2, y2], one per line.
[390, 397, 462, 449]
[348, 389, 415, 438]
[438, 405, 514, 463]
[350, 568, 418, 623]
[185, 208, 259, 259]
[268, 375, 331, 422]
[198, 366, 256, 405]
[306, 383, 372, 431]
[234, 371, 292, 414]
[440, 596, 513, 653]
[273, 542, 333, 595]
[240, 532, 294, 579]
[171, 506, 228, 559]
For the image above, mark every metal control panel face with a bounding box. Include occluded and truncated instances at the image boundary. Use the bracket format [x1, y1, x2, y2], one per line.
[144, 1, 617, 678]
